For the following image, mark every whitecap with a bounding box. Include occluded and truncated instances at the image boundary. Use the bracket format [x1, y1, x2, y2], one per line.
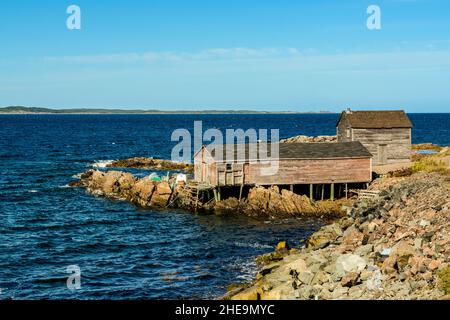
[233, 242, 273, 250]
[27, 190, 38, 193]
[91, 160, 114, 168]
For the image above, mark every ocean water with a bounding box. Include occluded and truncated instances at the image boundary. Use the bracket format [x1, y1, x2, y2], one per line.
[0, 113, 449, 300]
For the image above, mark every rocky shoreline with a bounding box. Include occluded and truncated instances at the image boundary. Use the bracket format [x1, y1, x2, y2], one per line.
[224, 168, 450, 300]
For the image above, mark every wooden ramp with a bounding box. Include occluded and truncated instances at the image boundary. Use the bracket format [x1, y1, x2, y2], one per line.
[350, 189, 380, 200]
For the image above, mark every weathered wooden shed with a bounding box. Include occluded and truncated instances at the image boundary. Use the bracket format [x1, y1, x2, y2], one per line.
[337, 110, 413, 166]
[194, 141, 373, 189]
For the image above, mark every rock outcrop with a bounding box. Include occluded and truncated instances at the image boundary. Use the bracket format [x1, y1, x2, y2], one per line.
[107, 157, 194, 173]
[215, 186, 351, 219]
[226, 172, 450, 300]
[281, 135, 337, 144]
[74, 170, 173, 208]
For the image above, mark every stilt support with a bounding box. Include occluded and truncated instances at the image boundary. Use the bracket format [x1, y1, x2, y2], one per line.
[330, 183, 334, 201]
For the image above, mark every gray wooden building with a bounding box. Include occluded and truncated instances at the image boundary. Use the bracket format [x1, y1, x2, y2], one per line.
[337, 110, 413, 166]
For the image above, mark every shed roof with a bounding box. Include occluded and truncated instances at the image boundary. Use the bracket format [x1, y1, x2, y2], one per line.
[204, 141, 372, 162]
[338, 110, 413, 129]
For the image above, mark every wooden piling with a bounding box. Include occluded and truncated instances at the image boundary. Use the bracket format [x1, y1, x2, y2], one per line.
[194, 188, 199, 213]
[321, 184, 324, 201]
[330, 183, 334, 201]
[310, 184, 313, 200]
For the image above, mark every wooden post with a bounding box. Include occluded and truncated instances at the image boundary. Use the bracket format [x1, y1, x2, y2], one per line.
[213, 188, 218, 202]
[218, 186, 221, 202]
[310, 184, 313, 200]
[194, 188, 199, 213]
[330, 183, 334, 201]
[345, 183, 348, 199]
[321, 184, 324, 201]
[290, 185, 294, 193]
[239, 184, 244, 202]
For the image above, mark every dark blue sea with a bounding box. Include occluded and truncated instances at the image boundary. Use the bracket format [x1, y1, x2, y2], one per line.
[0, 113, 449, 300]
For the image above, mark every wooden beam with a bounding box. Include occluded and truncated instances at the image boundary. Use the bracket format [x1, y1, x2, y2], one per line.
[310, 184, 313, 200]
[239, 184, 244, 202]
[321, 184, 324, 201]
[345, 183, 348, 199]
[290, 185, 294, 192]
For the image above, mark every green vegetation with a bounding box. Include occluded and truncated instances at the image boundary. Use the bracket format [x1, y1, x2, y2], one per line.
[438, 267, 450, 295]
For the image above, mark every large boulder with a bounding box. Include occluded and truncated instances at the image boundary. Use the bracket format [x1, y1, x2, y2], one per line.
[128, 178, 155, 207]
[307, 223, 343, 249]
[334, 254, 367, 279]
[214, 197, 241, 215]
[150, 181, 173, 207]
[87, 170, 135, 198]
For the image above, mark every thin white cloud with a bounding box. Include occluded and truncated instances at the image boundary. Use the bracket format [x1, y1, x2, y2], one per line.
[44, 48, 301, 63]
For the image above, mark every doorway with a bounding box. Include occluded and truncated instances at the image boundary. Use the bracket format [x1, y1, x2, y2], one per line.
[378, 144, 387, 165]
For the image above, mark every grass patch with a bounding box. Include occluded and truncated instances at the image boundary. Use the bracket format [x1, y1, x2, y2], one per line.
[412, 156, 450, 176]
[438, 267, 450, 295]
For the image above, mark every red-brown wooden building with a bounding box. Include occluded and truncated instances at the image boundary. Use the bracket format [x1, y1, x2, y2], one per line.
[194, 142, 373, 188]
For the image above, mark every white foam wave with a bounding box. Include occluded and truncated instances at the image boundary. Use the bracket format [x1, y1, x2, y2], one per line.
[233, 242, 273, 250]
[91, 160, 114, 168]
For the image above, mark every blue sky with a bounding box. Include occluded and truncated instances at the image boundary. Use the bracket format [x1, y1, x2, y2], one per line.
[0, 0, 449, 112]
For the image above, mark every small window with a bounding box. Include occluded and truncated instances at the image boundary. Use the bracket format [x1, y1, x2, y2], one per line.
[346, 129, 351, 138]
[226, 163, 232, 171]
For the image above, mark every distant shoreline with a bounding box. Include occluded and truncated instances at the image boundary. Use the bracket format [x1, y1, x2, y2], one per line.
[0, 112, 336, 115]
[0, 106, 334, 115]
